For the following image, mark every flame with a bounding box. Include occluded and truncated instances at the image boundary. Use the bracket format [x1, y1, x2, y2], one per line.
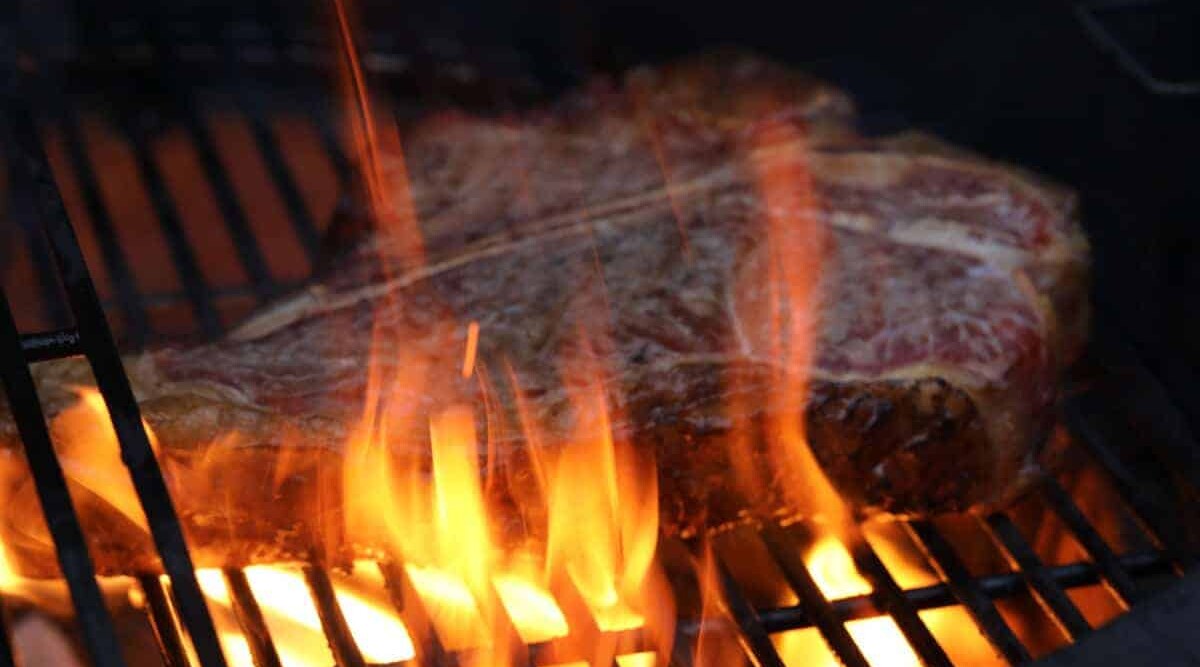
[429, 405, 493, 594]
[544, 358, 658, 633]
[616, 652, 658, 667]
[193, 566, 414, 666]
[48, 387, 158, 532]
[790, 524, 1004, 667]
[750, 120, 849, 538]
[493, 569, 568, 644]
[802, 536, 920, 666]
[345, 393, 513, 654]
[462, 320, 481, 379]
[330, 0, 422, 266]
[690, 544, 745, 666]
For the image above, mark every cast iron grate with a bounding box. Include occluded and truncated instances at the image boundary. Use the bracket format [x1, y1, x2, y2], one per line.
[0, 4, 1194, 666]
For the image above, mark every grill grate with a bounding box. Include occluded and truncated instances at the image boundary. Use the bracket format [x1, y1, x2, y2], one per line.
[0, 4, 1195, 667]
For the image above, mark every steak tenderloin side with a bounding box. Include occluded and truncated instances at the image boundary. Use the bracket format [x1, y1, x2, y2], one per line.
[0, 52, 1087, 576]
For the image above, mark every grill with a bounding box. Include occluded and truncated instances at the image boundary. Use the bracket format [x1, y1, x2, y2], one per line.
[1, 3, 1197, 666]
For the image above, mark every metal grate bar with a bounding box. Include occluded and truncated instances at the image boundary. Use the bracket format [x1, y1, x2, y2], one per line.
[228, 81, 323, 263]
[19, 327, 82, 361]
[260, 0, 355, 188]
[4, 78, 229, 665]
[907, 520, 1032, 665]
[0, 292, 109, 666]
[846, 531, 954, 667]
[481, 584, 526, 666]
[1039, 476, 1140, 604]
[380, 560, 453, 665]
[982, 513, 1093, 640]
[218, 16, 322, 264]
[668, 625, 695, 667]
[57, 106, 152, 346]
[759, 526, 871, 667]
[167, 103, 278, 300]
[303, 564, 368, 667]
[138, 574, 192, 667]
[314, 107, 356, 186]
[118, 113, 225, 338]
[0, 606, 15, 667]
[756, 548, 1168, 633]
[541, 565, 605, 662]
[138, 9, 282, 306]
[1064, 402, 1197, 570]
[712, 559, 787, 667]
[5, 157, 70, 328]
[224, 569, 285, 667]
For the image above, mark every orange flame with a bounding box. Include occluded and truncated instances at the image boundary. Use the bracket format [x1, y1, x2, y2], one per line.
[804, 536, 920, 666]
[462, 320, 481, 379]
[192, 565, 415, 666]
[330, 0, 423, 266]
[690, 544, 745, 666]
[778, 523, 1003, 666]
[544, 350, 659, 634]
[749, 120, 848, 537]
[48, 388, 158, 532]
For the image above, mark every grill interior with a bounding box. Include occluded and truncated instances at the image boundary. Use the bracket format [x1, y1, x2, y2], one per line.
[1, 3, 1198, 666]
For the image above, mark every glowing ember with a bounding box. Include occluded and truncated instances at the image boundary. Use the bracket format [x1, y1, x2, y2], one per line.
[493, 574, 568, 643]
[846, 617, 921, 667]
[405, 564, 488, 650]
[194, 566, 414, 665]
[804, 536, 919, 667]
[615, 652, 658, 667]
[462, 320, 481, 378]
[805, 536, 871, 599]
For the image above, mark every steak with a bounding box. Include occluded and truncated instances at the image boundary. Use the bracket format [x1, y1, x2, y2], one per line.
[0, 52, 1088, 576]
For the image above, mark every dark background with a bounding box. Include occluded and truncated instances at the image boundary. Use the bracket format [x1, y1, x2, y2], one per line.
[13, 0, 1200, 430]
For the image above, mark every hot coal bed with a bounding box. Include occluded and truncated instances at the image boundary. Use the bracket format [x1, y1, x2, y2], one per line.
[0, 1, 1197, 666]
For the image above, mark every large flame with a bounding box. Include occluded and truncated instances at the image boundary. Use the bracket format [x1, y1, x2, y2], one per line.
[750, 120, 849, 538]
[545, 369, 656, 632]
[48, 387, 156, 532]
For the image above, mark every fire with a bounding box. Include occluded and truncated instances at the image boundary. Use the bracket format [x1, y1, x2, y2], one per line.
[494, 566, 568, 644]
[462, 320, 481, 378]
[544, 371, 656, 632]
[690, 544, 746, 666]
[192, 566, 415, 666]
[330, 0, 423, 266]
[429, 405, 492, 595]
[775, 523, 1002, 667]
[749, 120, 849, 538]
[804, 536, 920, 667]
[48, 387, 155, 532]
[345, 387, 516, 654]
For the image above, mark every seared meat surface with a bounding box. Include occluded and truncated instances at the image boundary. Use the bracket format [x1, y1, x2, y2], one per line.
[0, 52, 1087, 576]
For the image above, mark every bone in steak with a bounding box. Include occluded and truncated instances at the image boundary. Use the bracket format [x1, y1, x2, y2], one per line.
[0, 52, 1088, 576]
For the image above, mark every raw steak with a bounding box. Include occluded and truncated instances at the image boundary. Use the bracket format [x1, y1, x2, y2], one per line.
[0, 52, 1088, 576]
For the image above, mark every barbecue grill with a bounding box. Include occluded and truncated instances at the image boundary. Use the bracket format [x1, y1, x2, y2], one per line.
[1, 1, 1197, 666]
